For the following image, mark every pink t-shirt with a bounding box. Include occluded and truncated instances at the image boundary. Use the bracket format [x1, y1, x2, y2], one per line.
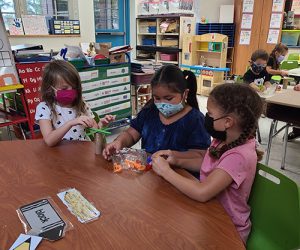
[200, 138, 257, 244]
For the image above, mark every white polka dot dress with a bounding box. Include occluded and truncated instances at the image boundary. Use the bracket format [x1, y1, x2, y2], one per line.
[35, 102, 93, 141]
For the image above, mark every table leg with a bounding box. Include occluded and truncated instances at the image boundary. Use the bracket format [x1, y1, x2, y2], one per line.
[265, 119, 276, 165]
[281, 123, 290, 170]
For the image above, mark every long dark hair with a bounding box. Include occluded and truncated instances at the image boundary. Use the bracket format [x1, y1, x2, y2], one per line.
[150, 65, 199, 109]
[269, 43, 288, 70]
[41, 60, 86, 119]
[209, 83, 263, 161]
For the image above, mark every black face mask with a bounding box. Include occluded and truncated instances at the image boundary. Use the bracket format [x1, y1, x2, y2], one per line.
[204, 113, 227, 141]
[251, 63, 266, 74]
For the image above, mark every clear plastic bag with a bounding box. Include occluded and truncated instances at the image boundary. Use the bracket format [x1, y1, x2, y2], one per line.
[112, 148, 148, 173]
[16, 197, 73, 241]
[57, 188, 101, 224]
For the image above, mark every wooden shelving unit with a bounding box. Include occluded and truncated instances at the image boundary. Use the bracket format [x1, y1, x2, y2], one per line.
[136, 14, 195, 65]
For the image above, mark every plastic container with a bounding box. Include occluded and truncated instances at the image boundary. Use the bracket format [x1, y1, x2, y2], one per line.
[95, 58, 110, 65]
[131, 72, 155, 84]
[160, 53, 178, 61]
[142, 38, 156, 46]
[281, 32, 300, 46]
[148, 26, 157, 33]
[68, 58, 85, 68]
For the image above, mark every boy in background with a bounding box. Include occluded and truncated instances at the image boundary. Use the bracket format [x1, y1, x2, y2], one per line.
[243, 50, 271, 92]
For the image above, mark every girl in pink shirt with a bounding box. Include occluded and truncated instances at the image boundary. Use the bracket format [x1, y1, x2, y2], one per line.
[151, 83, 263, 245]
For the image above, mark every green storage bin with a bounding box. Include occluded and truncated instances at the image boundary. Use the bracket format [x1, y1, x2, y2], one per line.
[68, 59, 85, 68]
[95, 58, 110, 65]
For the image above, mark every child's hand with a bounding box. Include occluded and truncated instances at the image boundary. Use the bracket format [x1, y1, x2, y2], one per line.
[280, 70, 289, 76]
[152, 150, 177, 166]
[72, 116, 95, 128]
[294, 84, 300, 91]
[264, 82, 272, 89]
[152, 156, 172, 177]
[103, 140, 122, 160]
[99, 115, 116, 128]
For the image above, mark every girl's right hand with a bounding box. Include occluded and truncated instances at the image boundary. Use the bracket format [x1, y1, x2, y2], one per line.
[280, 70, 289, 76]
[71, 116, 95, 128]
[103, 140, 122, 160]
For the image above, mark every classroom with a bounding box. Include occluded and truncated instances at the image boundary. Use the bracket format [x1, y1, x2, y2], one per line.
[0, 0, 300, 249]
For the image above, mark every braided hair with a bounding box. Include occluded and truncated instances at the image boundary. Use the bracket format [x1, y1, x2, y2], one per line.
[208, 83, 263, 161]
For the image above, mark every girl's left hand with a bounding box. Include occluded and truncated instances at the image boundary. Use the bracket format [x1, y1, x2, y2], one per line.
[152, 156, 172, 177]
[99, 115, 116, 128]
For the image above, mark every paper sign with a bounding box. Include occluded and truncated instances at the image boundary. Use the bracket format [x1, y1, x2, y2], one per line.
[9, 234, 42, 250]
[270, 13, 283, 29]
[272, 0, 284, 12]
[8, 18, 24, 35]
[292, 0, 300, 15]
[267, 29, 280, 44]
[239, 30, 251, 45]
[19, 199, 66, 241]
[241, 14, 253, 29]
[22, 15, 48, 35]
[243, 0, 254, 13]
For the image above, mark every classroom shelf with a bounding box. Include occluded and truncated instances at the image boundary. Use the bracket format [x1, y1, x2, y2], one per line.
[157, 60, 179, 64]
[136, 45, 182, 53]
[196, 50, 222, 53]
[9, 34, 81, 38]
[157, 33, 179, 36]
[138, 33, 156, 35]
[281, 30, 300, 32]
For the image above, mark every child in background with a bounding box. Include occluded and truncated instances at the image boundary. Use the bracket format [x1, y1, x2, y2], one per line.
[103, 65, 210, 160]
[35, 60, 114, 147]
[151, 83, 263, 245]
[243, 49, 271, 92]
[266, 43, 289, 77]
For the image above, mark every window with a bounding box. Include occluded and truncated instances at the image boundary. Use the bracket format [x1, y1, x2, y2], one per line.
[0, 0, 78, 29]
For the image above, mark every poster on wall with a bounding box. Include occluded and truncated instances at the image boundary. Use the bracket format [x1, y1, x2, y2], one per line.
[7, 18, 24, 35]
[272, 0, 285, 12]
[267, 29, 280, 44]
[291, 0, 300, 15]
[22, 15, 48, 35]
[239, 30, 251, 45]
[269, 13, 283, 29]
[242, 0, 254, 13]
[241, 14, 253, 29]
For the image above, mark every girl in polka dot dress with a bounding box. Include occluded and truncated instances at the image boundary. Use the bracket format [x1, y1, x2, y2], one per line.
[151, 84, 263, 245]
[35, 60, 114, 147]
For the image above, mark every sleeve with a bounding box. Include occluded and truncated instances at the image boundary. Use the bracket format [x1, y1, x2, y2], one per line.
[242, 70, 253, 84]
[35, 102, 51, 122]
[216, 152, 248, 189]
[130, 108, 148, 134]
[186, 112, 211, 150]
[267, 57, 274, 67]
[264, 70, 271, 82]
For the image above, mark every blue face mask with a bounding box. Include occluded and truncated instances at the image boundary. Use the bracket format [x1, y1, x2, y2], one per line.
[155, 100, 184, 118]
[277, 55, 285, 63]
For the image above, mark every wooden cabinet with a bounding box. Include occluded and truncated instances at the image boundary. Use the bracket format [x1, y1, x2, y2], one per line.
[233, 0, 286, 75]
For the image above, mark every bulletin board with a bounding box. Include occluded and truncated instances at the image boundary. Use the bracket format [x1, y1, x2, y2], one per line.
[16, 62, 48, 124]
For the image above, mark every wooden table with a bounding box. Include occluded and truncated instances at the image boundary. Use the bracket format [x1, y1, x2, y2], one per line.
[0, 140, 245, 250]
[265, 90, 300, 169]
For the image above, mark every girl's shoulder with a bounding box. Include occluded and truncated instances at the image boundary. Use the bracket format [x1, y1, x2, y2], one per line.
[36, 102, 51, 112]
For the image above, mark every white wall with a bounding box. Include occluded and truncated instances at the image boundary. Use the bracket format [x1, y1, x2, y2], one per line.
[194, 0, 234, 23]
[130, 0, 137, 58]
[9, 0, 95, 52]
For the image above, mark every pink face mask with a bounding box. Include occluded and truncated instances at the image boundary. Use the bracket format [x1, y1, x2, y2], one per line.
[55, 89, 78, 106]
